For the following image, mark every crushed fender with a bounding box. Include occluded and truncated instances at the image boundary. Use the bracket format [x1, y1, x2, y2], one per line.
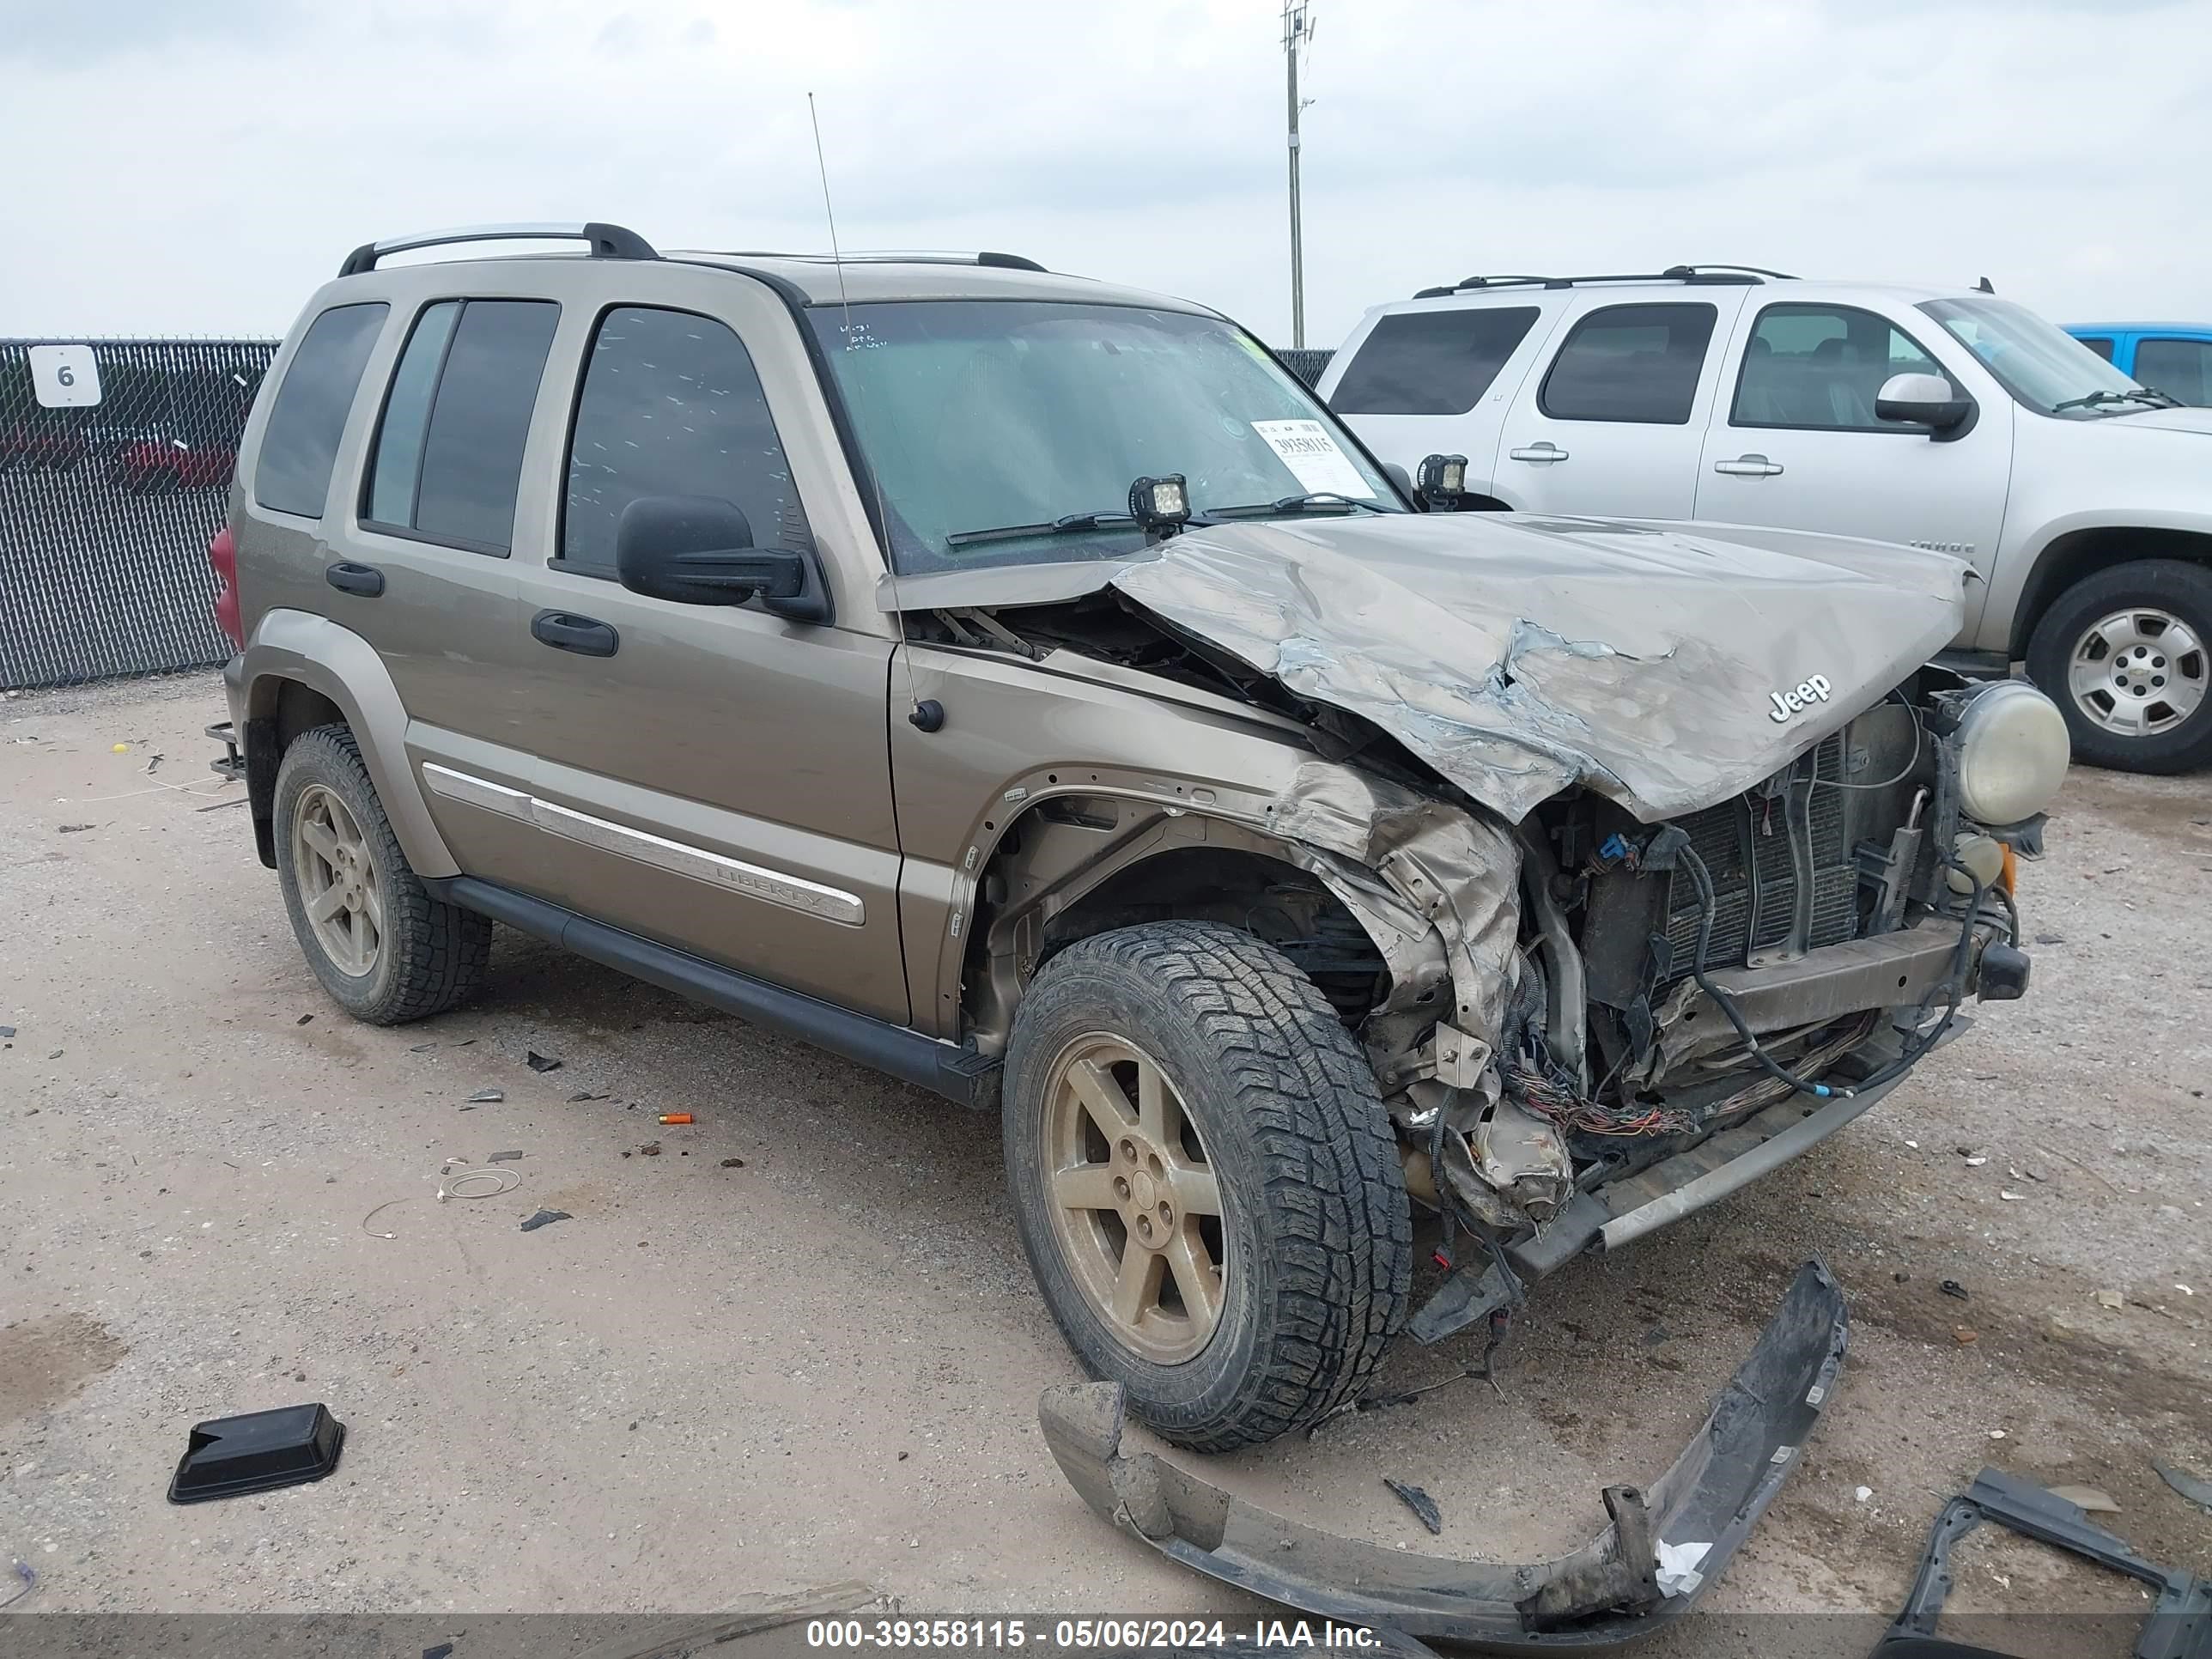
[1037, 1260, 1845, 1653]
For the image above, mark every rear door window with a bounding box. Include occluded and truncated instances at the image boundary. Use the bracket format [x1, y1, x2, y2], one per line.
[559, 306, 812, 577]
[362, 299, 558, 555]
[2073, 334, 2116, 362]
[1330, 306, 1540, 416]
[254, 302, 387, 518]
[2135, 337, 2212, 404]
[1539, 301, 1717, 424]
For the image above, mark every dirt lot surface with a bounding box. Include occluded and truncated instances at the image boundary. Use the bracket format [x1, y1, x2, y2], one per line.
[3, 671, 2207, 1652]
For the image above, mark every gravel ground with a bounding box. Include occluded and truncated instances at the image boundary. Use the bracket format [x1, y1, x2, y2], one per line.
[2, 671, 2206, 1652]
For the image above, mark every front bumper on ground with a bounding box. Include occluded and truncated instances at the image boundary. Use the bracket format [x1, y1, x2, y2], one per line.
[1040, 1260, 1846, 1654]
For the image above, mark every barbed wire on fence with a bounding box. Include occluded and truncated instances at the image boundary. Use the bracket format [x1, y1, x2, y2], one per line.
[2, 336, 279, 690]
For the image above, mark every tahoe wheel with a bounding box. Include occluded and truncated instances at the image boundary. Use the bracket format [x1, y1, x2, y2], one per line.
[2027, 559, 2212, 774]
[1003, 921, 1411, 1452]
[274, 725, 490, 1024]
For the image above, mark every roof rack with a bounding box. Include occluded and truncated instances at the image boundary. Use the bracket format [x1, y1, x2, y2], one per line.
[704, 249, 1049, 273]
[338, 222, 658, 278]
[1412, 263, 1796, 299]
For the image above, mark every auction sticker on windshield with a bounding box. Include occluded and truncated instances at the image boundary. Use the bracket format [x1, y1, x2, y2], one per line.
[1250, 419, 1376, 500]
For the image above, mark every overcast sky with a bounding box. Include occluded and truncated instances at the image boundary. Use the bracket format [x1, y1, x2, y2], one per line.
[2, 0, 2204, 343]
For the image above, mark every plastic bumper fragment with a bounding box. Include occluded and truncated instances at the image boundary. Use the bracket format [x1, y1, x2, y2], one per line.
[1039, 1259, 1846, 1653]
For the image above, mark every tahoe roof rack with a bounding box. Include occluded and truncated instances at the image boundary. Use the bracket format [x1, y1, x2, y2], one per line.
[337, 222, 659, 278]
[704, 249, 1050, 272]
[1412, 263, 1796, 299]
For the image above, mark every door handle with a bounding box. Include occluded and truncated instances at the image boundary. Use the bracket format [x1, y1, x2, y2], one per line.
[1712, 454, 1785, 477]
[1508, 441, 1569, 464]
[325, 561, 385, 597]
[530, 610, 619, 658]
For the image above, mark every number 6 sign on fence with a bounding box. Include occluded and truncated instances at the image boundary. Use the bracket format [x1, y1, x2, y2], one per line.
[27, 343, 102, 407]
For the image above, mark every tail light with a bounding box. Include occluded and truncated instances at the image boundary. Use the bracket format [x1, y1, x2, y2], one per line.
[209, 525, 243, 649]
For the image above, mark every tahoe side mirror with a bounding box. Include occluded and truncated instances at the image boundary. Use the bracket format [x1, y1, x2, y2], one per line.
[614, 494, 830, 623]
[1875, 372, 1975, 438]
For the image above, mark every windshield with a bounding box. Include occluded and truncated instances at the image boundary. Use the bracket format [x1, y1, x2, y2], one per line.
[808, 301, 1405, 574]
[1918, 296, 2152, 418]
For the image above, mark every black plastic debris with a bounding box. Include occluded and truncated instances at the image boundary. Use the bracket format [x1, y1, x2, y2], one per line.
[168, 1403, 345, 1504]
[0, 1026, 14, 1039]
[2157, 1462, 2212, 1515]
[568, 1090, 609, 1102]
[58, 823, 94, 833]
[1384, 1478, 1443, 1535]
[1940, 1279, 1970, 1301]
[423, 1644, 454, 1659]
[465, 1089, 504, 1104]
[1878, 1468, 2212, 1657]
[295, 1013, 314, 1026]
[488, 1150, 524, 1164]
[520, 1208, 571, 1232]
[526, 1051, 563, 1073]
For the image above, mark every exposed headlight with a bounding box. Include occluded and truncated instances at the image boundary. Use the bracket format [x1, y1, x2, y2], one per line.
[1954, 682, 2069, 824]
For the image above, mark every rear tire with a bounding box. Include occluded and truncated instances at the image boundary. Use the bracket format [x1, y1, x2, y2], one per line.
[274, 725, 490, 1024]
[2027, 559, 2212, 774]
[1003, 921, 1411, 1451]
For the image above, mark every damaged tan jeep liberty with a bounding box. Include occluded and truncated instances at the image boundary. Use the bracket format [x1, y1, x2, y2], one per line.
[216, 223, 2065, 1452]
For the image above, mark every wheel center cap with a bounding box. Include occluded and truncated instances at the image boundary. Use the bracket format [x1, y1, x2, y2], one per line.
[1129, 1170, 1159, 1211]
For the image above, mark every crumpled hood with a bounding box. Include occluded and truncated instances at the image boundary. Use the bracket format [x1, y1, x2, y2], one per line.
[1107, 513, 1969, 823]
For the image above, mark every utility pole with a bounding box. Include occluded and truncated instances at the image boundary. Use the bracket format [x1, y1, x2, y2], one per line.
[1282, 0, 1313, 347]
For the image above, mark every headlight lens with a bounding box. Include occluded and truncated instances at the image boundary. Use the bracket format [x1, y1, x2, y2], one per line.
[1954, 682, 2069, 824]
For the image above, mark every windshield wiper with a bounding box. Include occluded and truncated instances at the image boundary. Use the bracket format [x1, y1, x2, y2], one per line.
[1204, 492, 1392, 520]
[2051, 386, 2181, 413]
[945, 509, 1137, 548]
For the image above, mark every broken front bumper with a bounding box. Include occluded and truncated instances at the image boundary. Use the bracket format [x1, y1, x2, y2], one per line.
[1041, 1260, 1846, 1653]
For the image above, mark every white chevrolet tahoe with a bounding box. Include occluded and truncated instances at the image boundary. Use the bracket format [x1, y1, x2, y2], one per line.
[1319, 267, 2212, 773]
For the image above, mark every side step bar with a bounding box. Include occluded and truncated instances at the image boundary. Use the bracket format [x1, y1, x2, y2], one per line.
[430, 876, 1000, 1109]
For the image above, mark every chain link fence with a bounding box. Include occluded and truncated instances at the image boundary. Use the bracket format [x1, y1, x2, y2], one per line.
[2, 337, 276, 689]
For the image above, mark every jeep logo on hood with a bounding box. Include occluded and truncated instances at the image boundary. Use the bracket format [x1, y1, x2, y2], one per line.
[1769, 675, 1833, 723]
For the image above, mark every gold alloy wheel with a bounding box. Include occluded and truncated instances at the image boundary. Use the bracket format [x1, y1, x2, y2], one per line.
[1043, 1033, 1226, 1364]
[292, 782, 384, 977]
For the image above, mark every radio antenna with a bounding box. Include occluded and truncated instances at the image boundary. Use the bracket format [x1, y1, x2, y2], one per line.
[808, 92, 929, 728]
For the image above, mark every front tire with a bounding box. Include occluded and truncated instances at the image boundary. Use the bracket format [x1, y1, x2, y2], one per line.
[2027, 559, 2212, 773]
[274, 725, 491, 1024]
[1004, 921, 1411, 1451]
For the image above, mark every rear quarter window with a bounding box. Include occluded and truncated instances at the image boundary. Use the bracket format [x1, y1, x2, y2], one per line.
[1330, 307, 1540, 416]
[253, 302, 387, 518]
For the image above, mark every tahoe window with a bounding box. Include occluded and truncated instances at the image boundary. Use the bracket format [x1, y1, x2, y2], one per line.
[808, 301, 1402, 575]
[1330, 306, 1540, 416]
[2135, 337, 2212, 405]
[1539, 302, 1717, 424]
[561, 307, 812, 576]
[362, 298, 558, 554]
[1732, 303, 1952, 430]
[255, 302, 387, 519]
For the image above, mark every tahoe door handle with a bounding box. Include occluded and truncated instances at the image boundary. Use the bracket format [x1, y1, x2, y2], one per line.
[325, 561, 385, 597]
[1713, 454, 1784, 477]
[531, 610, 619, 658]
[1508, 441, 1569, 464]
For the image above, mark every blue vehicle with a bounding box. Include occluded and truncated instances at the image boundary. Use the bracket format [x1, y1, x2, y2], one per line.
[2064, 324, 2212, 404]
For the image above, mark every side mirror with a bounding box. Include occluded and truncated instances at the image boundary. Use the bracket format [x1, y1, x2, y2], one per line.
[614, 495, 830, 623]
[1875, 372, 1974, 436]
